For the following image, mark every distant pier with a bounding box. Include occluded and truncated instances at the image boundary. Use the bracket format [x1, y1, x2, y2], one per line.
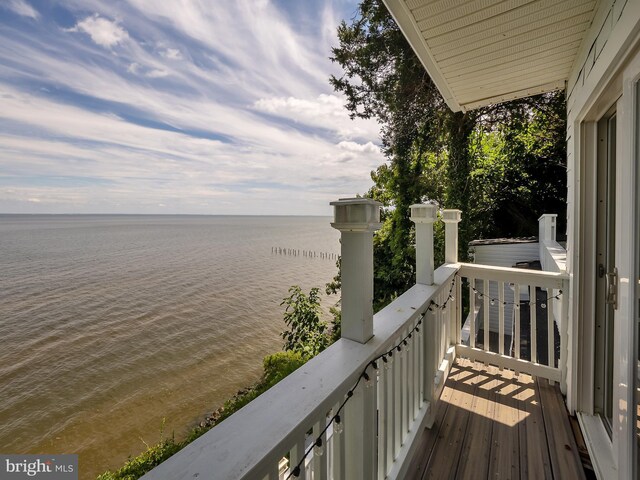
[271, 247, 338, 260]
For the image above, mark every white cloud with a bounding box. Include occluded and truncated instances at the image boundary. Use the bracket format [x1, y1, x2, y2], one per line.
[337, 141, 380, 154]
[3, 0, 39, 19]
[67, 14, 129, 48]
[0, 1, 385, 214]
[254, 94, 380, 141]
[161, 48, 182, 60]
[145, 69, 168, 78]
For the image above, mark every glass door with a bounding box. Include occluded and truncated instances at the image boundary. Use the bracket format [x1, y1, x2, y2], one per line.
[594, 107, 617, 433]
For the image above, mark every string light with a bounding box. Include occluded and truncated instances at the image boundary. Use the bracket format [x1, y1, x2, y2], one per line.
[467, 283, 563, 308]
[286, 275, 459, 478]
[286, 275, 563, 477]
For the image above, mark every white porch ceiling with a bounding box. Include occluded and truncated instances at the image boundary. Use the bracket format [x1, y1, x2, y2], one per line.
[383, 0, 600, 111]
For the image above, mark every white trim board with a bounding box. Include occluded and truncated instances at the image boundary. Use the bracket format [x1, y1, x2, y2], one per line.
[577, 412, 617, 479]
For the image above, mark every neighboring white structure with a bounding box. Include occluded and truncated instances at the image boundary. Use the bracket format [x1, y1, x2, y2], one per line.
[469, 238, 538, 340]
[470, 237, 539, 268]
[384, 1, 639, 478]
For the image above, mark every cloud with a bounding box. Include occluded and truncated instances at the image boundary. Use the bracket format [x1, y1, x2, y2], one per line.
[0, 0, 383, 214]
[66, 14, 129, 48]
[127, 63, 168, 78]
[3, 0, 39, 19]
[337, 141, 380, 154]
[145, 69, 168, 78]
[161, 48, 182, 60]
[254, 94, 380, 140]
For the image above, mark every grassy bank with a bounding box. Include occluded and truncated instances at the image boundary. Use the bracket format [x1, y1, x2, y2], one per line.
[96, 351, 307, 480]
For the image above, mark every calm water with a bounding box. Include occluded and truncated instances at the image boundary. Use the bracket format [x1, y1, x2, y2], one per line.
[0, 215, 340, 478]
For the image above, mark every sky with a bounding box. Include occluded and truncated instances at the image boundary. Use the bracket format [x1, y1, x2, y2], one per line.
[0, 0, 384, 215]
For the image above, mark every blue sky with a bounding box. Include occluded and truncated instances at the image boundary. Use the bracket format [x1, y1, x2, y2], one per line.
[0, 0, 383, 215]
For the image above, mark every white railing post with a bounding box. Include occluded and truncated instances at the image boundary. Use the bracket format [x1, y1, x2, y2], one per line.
[538, 214, 558, 270]
[442, 209, 462, 264]
[538, 213, 558, 242]
[410, 204, 437, 285]
[330, 198, 382, 344]
[331, 198, 381, 480]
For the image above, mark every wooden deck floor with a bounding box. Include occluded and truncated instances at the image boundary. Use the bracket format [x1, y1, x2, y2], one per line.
[406, 358, 586, 480]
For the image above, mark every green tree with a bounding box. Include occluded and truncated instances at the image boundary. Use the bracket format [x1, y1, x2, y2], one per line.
[330, 0, 476, 309]
[281, 286, 329, 357]
[331, 0, 567, 311]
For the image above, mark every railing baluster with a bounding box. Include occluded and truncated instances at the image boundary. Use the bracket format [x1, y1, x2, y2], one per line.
[498, 281, 505, 356]
[344, 386, 376, 478]
[435, 296, 441, 368]
[313, 419, 328, 480]
[530, 285, 537, 364]
[455, 276, 462, 345]
[483, 280, 489, 352]
[424, 309, 436, 428]
[413, 319, 419, 419]
[408, 326, 414, 424]
[385, 354, 394, 470]
[443, 290, 447, 355]
[547, 287, 554, 373]
[469, 277, 476, 348]
[393, 338, 401, 456]
[514, 283, 521, 360]
[331, 402, 344, 480]
[290, 436, 306, 480]
[378, 358, 387, 480]
[402, 331, 409, 435]
[418, 319, 424, 406]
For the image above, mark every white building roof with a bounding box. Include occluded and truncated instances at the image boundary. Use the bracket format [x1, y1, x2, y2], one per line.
[383, 0, 600, 111]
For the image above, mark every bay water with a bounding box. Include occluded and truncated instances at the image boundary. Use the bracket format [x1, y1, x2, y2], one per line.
[0, 215, 340, 478]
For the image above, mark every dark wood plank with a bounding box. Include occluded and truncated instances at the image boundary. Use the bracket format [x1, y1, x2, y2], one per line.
[569, 413, 593, 474]
[488, 367, 520, 480]
[517, 373, 552, 479]
[422, 359, 474, 480]
[537, 378, 585, 480]
[456, 361, 495, 479]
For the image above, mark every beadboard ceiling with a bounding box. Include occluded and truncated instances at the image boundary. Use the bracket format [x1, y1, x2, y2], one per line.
[383, 0, 600, 111]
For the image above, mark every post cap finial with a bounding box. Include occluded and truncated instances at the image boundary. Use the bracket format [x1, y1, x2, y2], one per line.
[409, 203, 437, 224]
[442, 209, 462, 223]
[330, 197, 382, 232]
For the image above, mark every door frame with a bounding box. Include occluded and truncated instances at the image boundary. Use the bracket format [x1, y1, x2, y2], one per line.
[594, 105, 617, 433]
[574, 39, 640, 480]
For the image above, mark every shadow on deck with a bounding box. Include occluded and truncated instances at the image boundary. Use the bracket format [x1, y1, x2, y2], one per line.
[406, 358, 587, 479]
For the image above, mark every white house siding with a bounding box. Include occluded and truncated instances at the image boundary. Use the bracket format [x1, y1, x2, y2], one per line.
[471, 241, 540, 267]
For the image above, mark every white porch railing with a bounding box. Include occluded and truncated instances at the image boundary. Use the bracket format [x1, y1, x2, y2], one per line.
[457, 263, 569, 386]
[141, 266, 459, 480]
[141, 205, 569, 480]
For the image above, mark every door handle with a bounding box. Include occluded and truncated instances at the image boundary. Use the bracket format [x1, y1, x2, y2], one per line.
[605, 267, 618, 310]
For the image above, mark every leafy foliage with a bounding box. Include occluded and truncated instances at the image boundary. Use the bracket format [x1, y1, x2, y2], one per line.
[280, 286, 329, 357]
[262, 350, 307, 385]
[331, 0, 567, 310]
